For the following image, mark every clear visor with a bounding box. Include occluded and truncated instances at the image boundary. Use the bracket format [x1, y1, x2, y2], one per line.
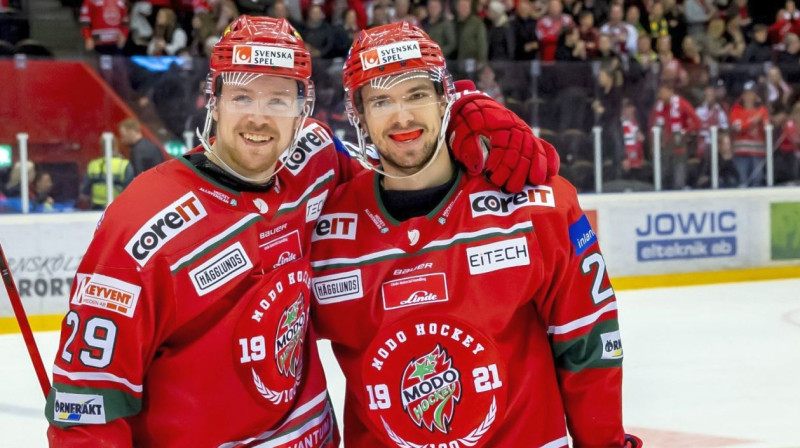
[214, 72, 313, 118]
[359, 70, 446, 118]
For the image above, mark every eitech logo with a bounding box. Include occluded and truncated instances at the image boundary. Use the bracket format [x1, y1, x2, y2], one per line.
[312, 213, 357, 241]
[281, 123, 331, 174]
[53, 392, 106, 424]
[233, 45, 294, 68]
[466, 237, 530, 275]
[71, 273, 142, 318]
[125, 193, 207, 266]
[469, 186, 555, 218]
[382, 273, 448, 311]
[360, 41, 422, 70]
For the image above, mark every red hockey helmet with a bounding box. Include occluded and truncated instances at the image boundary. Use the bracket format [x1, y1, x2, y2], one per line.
[209, 16, 312, 95]
[343, 22, 452, 125]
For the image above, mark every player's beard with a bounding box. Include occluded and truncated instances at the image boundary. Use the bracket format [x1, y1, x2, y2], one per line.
[376, 122, 441, 175]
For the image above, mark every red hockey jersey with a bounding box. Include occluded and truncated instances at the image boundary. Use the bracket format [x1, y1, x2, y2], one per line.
[730, 104, 769, 157]
[79, 0, 129, 46]
[45, 119, 348, 447]
[310, 171, 627, 447]
[623, 119, 644, 168]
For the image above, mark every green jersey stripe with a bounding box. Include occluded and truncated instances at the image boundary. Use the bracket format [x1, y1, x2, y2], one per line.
[275, 169, 335, 217]
[170, 213, 262, 273]
[46, 383, 142, 428]
[551, 318, 623, 373]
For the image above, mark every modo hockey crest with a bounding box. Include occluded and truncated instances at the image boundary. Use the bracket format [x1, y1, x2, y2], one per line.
[400, 345, 462, 433]
[275, 293, 307, 378]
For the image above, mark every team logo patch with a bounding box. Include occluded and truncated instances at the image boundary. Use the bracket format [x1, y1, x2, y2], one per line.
[280, 123, 331, 174]
[601, 331, 623, 360]
[312, 213, 357, 241]
[233, 45, 294, 68]
[312, 269, 364, 304]
[305, 190, 328, 223]
[260, 229, 303, 269]
[401, 345, 462, 433]
[382, 273, 448, 311]
[466, 237, 530, 275]
[189, 242, 253, 296]
[469, 186, 555, 218]
[275, 294, 307, 378]
[71, 273, 141, 318]
[569, 214, 597, 256]
[125, 192, 207, 266]
[53, 392, 106, 424]
[361, 41, 422, 70]
[363, 317, 507, 448]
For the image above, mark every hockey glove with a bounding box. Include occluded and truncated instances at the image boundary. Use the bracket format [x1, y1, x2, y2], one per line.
[624, 434, 643, 448]
[447, 80, 560, 193]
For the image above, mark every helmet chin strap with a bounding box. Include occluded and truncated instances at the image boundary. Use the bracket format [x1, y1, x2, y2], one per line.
[354, 96, 454, 180]
[196, 108, 307, 186]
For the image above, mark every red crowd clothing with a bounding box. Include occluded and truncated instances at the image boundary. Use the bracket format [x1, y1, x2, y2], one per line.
[45, 119, 349, 447]
[729, 104, 769, 156]
[650, 94, 701, 154]
[79, 0, 130, 45]
[769, 11, 800, 45]
[778, 119, 800, 154]
[537, 13, 574, 61]
[696, 102, 729, 159]
[623, 119, 645, 168]
[311, 172, 628, 448]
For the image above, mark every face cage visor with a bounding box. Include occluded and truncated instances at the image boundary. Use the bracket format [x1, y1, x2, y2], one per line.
[209, 72, 315, 119]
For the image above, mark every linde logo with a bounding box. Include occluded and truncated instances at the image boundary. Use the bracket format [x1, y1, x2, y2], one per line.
[312, 269, 364, 304]
[360, 41, 422, 70]
[53, 392, 105, 424]
[281, 123, 331, 174]
[382, 273, 448, 310]
[276, 251, 297, 267]
[466, 237, 530, 275]
[71, 274, 142, 318]
[600, 331, 623, 360]
[312, 213, 357, 241]
[470, 186, 555, 218]
[400, 291, 438, 306]
[635, 210, 737, 262]
[233, 45, 294, 68]
[189, 242, 253, 296]
[125, 193, 207, 266]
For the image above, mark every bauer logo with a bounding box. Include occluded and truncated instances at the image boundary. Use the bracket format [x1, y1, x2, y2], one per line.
[600, 331, 623, 360]
[53, 392, 106, 424]
[466, 237, 530, 275]
[125, 192, 207, 266]
[470, 186, 555, 218]
[634, 210, 737, 262]
[569, 214, 597, 256]
[361, 41, 422, 70]
[312, 269, 364, 304]
[281, 123, 331, 174]
[382, 273, 448, 310]
[189, 242, 253, 296]
[233, 45, 294, 68]
[313, 213, 357, 241]
[71, 273, 141, 318]
[260, 230, 302, 269]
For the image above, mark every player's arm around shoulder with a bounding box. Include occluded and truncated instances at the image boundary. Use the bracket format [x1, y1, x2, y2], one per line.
[527, 175, 632, 447]
[46, 174, 181, 447]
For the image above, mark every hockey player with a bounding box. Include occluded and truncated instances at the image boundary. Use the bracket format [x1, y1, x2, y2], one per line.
[310, 22, 642, 447]
[44, 16, 559, 447]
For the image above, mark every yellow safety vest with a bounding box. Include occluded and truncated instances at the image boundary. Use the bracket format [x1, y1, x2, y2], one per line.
[87, 157, 130, 207]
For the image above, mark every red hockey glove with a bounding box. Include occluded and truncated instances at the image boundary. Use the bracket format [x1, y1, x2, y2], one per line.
[624, 434, 643, 448]
[447, 80, 560, 193]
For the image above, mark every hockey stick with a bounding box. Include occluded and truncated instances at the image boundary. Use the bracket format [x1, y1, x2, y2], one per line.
[0, 242, 51, 398]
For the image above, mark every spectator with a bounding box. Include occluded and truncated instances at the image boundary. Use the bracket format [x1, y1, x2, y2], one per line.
[562, 0, 584, 20]
[729, 81, 769, 186]
[625, 5, 646, 36]
[453, 0, 488, 66]
[118, 118, 165, 177]
[80, 136, 134, 210]
[423, 0, 457, 59]
[392, 0, 419, 26]
[775, 101, 800, 183]
[681, 35, 710, 103]
[650, 82, 702, 189]
[724, 14, 747, 61]
[705, 17, 735, 62]
[80, 0, 128, 55]
[577, 10, 599, 58]
[696, 84, 737, 186]
[126, 1, 153, 55]
[684, 0, 716, 40]
[596, 33, 624, 85]
[512, 0, 539, 60]
[648, 1, 670, 42]
[147, 8, 187, 56]
[728, 0, 753, 37]
[741, 24, 773, 63]
[776, 32, 800, 65]
[213, 1, 240, 35]
[477, 63, 505, 103]
[486, 0, 515, 60]
[766, 66, 793, 111]
[621, 98, 647, 181]
[628, 34, 660, 135]
[188, 11, 216, 57]
[303, 4, 335, 58]
[536, 0, 574, 62]
[663, 0, 687, 57]
[768, 4, 800, 48]
[369, 3, 391, 28]
[657, 34, 688, 88]
[31, 171, 55, 212]
[599, 3, 638, 55]
[3, 160, 34, 199]
[340, 8, 362, 48]
[555, 25, 587, 61]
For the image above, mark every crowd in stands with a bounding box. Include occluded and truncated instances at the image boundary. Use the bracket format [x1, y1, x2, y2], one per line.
[2, 0, 800, 212]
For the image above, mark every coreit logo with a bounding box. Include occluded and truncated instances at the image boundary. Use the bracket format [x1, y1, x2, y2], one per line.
[313, 213, 357, 241]
[125, 193, 207, 266]
[635, 210, 737, 262]
[233, 45, 294, 68]
[53, 392, 106, 424]
[400, 345, 462, 433]
[470, 186, 555, 218]
[600, 331, 623, 360]
[361, 41, 422, 70]
[281, 123, 331, 175]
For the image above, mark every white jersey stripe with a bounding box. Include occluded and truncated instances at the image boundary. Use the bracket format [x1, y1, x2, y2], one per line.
[53, 365, 143, 393]
[277, 169, 335, 212]
[170, 213, 261, 272]
[251, 404, 332, 447]
[540, 435, 569, 448]
[218, 391, 329, 448]
[547, 301, 618, 336]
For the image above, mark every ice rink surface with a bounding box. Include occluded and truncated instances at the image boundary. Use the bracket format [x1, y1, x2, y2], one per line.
[1, 278, 799, 447]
